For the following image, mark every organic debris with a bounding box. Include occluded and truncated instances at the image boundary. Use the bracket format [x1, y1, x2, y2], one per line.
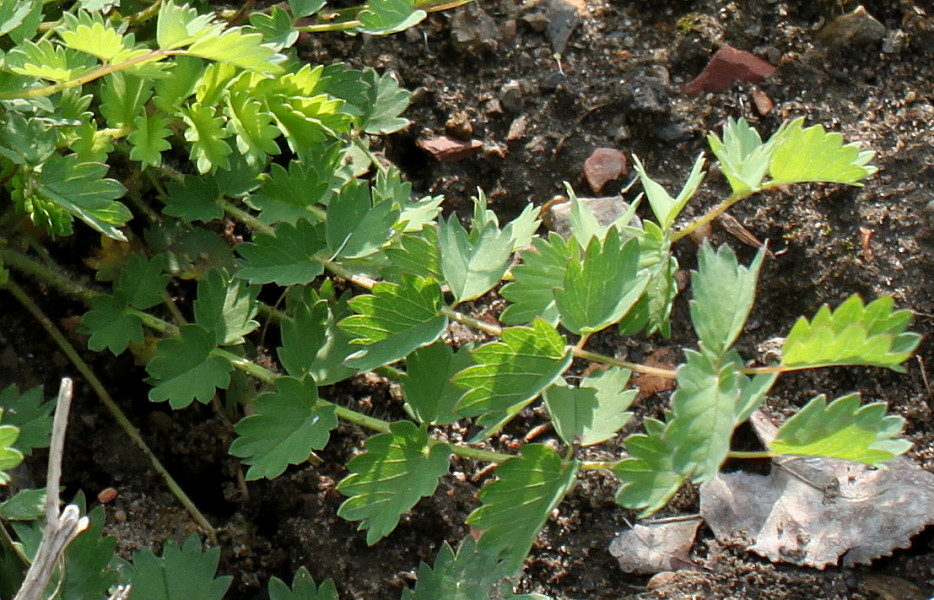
[609, 519, 702, 574]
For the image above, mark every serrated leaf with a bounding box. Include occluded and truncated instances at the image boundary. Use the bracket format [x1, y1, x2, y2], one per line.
[707, 117, 777, 194]
[5, 39, 97, 81]
[326, 180, 398, 259]
[235, 220, 325, 285]
[181, 102, 233, 174]
[614, 419, 686, 517]
[0, 385, 52, 455]
[357, 0, 426, 35]
[0, 0, 33, 37]
[554, 227, 649, 335]
[123, 534, 232, 600]
[288, 0, 325, 18]
[544, 367, 636, 446]
[157, 1, 219, 50]
[454, 319, 572, 436]
[500, 233, 573, 325]
[402, 342, 475, 425]
[466, 444, 579, 572]
[690, 242, 764, 356]
[780, 295, 920, 372]
[0, 112, 56, 166]
[632, 153, 705, 231]
[0, 488, 45, 520]
[186, 26, 283, 75]
[33, 154, 130, 240]
[268, 567, 337, 600]
[339, 275, 446, 372]
[118, 253, 169, 310]
[248, 148, 344, 225]
[770, 393, 911, 465]
[225, 91, 281, 166]
[768, 117, 877, 186]
[147, 324, 233, 408]
[402, 536, 516, 600]
[153, 55, 202, 113]
[80, 292, 142, 354]
[230, 376, 338, 480]
[337, 421, 450, 544]
[439, 215, 512, 304]
[249, 6, 298, 50]
[358, 69, 410, 134]
[100, 72, 152, 130]
[129, 112, 173, 169]
[58, 13, 129, 61]
[60, 506, 118, 600]
[193, 270, 260, 346]
[279, 293, 358, 385]
[162, 175, 223, 223]
[0, 421, 22, 484]
[383, 226, 443, 281]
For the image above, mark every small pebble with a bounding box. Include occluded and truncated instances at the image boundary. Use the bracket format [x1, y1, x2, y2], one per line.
[97, 487, 118, 504]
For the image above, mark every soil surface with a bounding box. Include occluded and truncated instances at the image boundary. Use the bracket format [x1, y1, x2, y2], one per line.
[2, 0, 933, 599]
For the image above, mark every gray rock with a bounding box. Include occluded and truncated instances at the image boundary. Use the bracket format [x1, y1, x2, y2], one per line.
[819, 5, 886, 47]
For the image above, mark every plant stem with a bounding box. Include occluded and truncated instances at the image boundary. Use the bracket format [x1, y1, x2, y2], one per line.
[671, 189, 751, 242]
[727, 450, 774, 460]
[0, 246, 99, 301]
[2, 278, 219, 543]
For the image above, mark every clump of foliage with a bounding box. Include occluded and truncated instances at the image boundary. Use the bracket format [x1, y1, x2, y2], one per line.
[0, 0, 921, 596]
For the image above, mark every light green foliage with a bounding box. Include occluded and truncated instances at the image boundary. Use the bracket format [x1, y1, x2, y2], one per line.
[632, 153, 705, 230]
[0, 416, 23, 484]
[268, 567, 338, 600]
[129, 113, 173, 169]
[707, 117, 777, 194]
[544, 367, 636, 446]
[402, 342, 476, 425]
[0, 385, 53, 454]
[0, 488, 45, 520]
[147, 324, 233, 408]
[337, 421, 451, 544]
[358, 0, 427, 35]
[230, 376, 337, 479]
[770, 393, 911, 465]
[769, 118, 877, 185]
[780, 295, 920, 371]
[466, 445, 579, 572]
[613, 419, 686, 517]
[121, 534, 232, 600]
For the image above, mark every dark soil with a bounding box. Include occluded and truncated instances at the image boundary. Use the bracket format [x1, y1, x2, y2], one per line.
[2, 0, 933, 599]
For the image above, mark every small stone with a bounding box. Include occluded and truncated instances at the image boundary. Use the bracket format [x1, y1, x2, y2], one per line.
[506, 115, 528, 141]
[683, 44, 776, 96]
[500, 80, 524, 113]
[97, 487, 118, 504]
[545, 0, 581, 55]
[451, 4, 498, 54]
[751, 87, 774, 115]
[583, 148, 628, 194]
[819, 5, 886, 47]
[543, 195, 640, 238]
[444, 111, 473, 140]
[416, 135, 483, 163]
[113, 509, 127, 523]
[521, 11, 549, 33]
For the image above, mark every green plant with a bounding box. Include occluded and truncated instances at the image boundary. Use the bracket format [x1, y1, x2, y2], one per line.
[0, 0, 920, 595]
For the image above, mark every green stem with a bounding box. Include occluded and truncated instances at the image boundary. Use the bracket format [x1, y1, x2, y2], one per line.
[2, 278, 218, 543]
[726, 450, 774, 460]
[220, 199, 274, 236]
[580, 460, 620, 471]
[574, 348, 677, 379]
[0, 246, 99, 301]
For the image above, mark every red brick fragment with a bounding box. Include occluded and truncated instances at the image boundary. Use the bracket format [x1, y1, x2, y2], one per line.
[416, 135, 483, 163]
[583, 147, 628, 194]
[683, 44, 776, 97]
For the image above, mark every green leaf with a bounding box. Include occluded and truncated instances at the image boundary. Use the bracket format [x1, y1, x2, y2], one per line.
[249, 148, 344, 225]
[230, 376, 338, 480]
[268, 567, 337, 600]
[357, 0, 426, 35]
[0, 112, 56, 167]
[383, 227, 443, 281]
[123, 534, 232, 600]
[80, 292, 142, 354]
[193, 270, 260, 346]
[128, 112, 173, 169]
[0, 0, 34, 37]
[181, 102, 233, 174]
[402, 342, 475, 425]
[325, 180, 398, 259]
[225, 91, 281, 166]
[438, 215, 512, 304]
[339, 275, 447, 372]
[186, 25, 284, 75]
[544, 367, 635, 446]
[147, 324, 233, 409]
[157, 1, 219, 50]
[162, 175, 223, 223]
[618, 229, 678, 337]
[0, 488, 45, 520]
[454, 319, 572, 436]
[0, 385, 52, 455]
[554, 228, 648, 335]
[32, 154, 130, 240]
[59, 12, 130, 61]
[769, 393, 911, 466]
[768, 117, 877, 186]
[153, 56, 202, 113]
[466, 445, 579, 572]
[5, 39, 96, 81]
[402, 537, 516, 600]
[249, 6, 298, 50]
[337, 421, 450, 545]
[235, 220, 325, 285]
[288, 0, 325, 18]
[632, 153, 705, 231]
[60, 506, 118, 600]
[780, 295, 920, 372]
[707, 117, 776, 194]
[0, 417, 22, 484]
[613, 419, 686, 517]
[118, 253, 169, 310]
[100, 72, 152, 130]
[690, 243, 764, 356]
[500, 233, 573, 325]
[358, 69, 411, 134]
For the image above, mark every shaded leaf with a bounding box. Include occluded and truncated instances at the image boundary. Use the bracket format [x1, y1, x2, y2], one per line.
[544, 367, 635, 446]
[402, 342, 475, 425]
[193, 269, 260, 346]
[614, 419, 686, 517]
[358, 69, 410, 134]
[123, 534, 232, 600]
[402, 536, 517, 600]
[162, 174, 223, 223]
[500, 233, 572, 325]
[268, 567, 337, 600]
[80, 292, 142, 354]
[118, 253, 169, 310]
[357, 0, 426, 35]
[0, 385, 52, 455]
[235, 220, 325, 285]
[147, 324, 233, 408]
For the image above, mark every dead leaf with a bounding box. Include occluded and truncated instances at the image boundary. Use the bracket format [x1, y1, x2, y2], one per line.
[633, 347, 677, 401]
[700, 413, 934, 569]
[609, 519, 702, 574]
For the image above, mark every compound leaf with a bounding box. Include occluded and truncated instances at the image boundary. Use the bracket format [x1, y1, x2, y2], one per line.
[147, 324, 233, 409]
[225, 91, 281, 166]
[100, 72, 152, 130]
[248, 148, 343, 225]
[466, 444, 579, 572]
[162, 175, 223, 223]
[402, 536, 516, 600]
[5, 39, 96, 81]
[632, 153, 705, 231]
[181, 102, 233, 174]
[402, 341, 475, 425]
[614, 418, 686, 517]
[80, 292, 142, 354]
[500, 233, 573, 325]
[544, 367, 635, 446]
[268, 567, 337, 600]
[439, 215, 512, 304]
[117, 253, 169, 310]
[128, 112, 173, 169]
[0, 418, 22, 484]
[357, 0, 426, 35]
[780, 295, 920, 372]
[769, 117, 877, 186]
[186, 26, 283, 75]
[554, 227, 648, 335]
[383, 226, 442, 281]
[337, 421, 450, 545]
[769, 393, 911, 466]
[193, 270, 260, 346]
[358, 69, 410, 134]
[156, 1, 218, 50]
[690, 242, 764, 356]
[235, 220, 325, 285]
[123, 534, 232, 600]
[454, 319, 571, 436]
[0, 385, 52, 455]
[339, 275, 446, 372]
[280, 293, 358, 385]
[230, 376, 337, 480]
[325, 180, 398, 259]
[58, 13, 129, 61]
[707, 117, 776, 194]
